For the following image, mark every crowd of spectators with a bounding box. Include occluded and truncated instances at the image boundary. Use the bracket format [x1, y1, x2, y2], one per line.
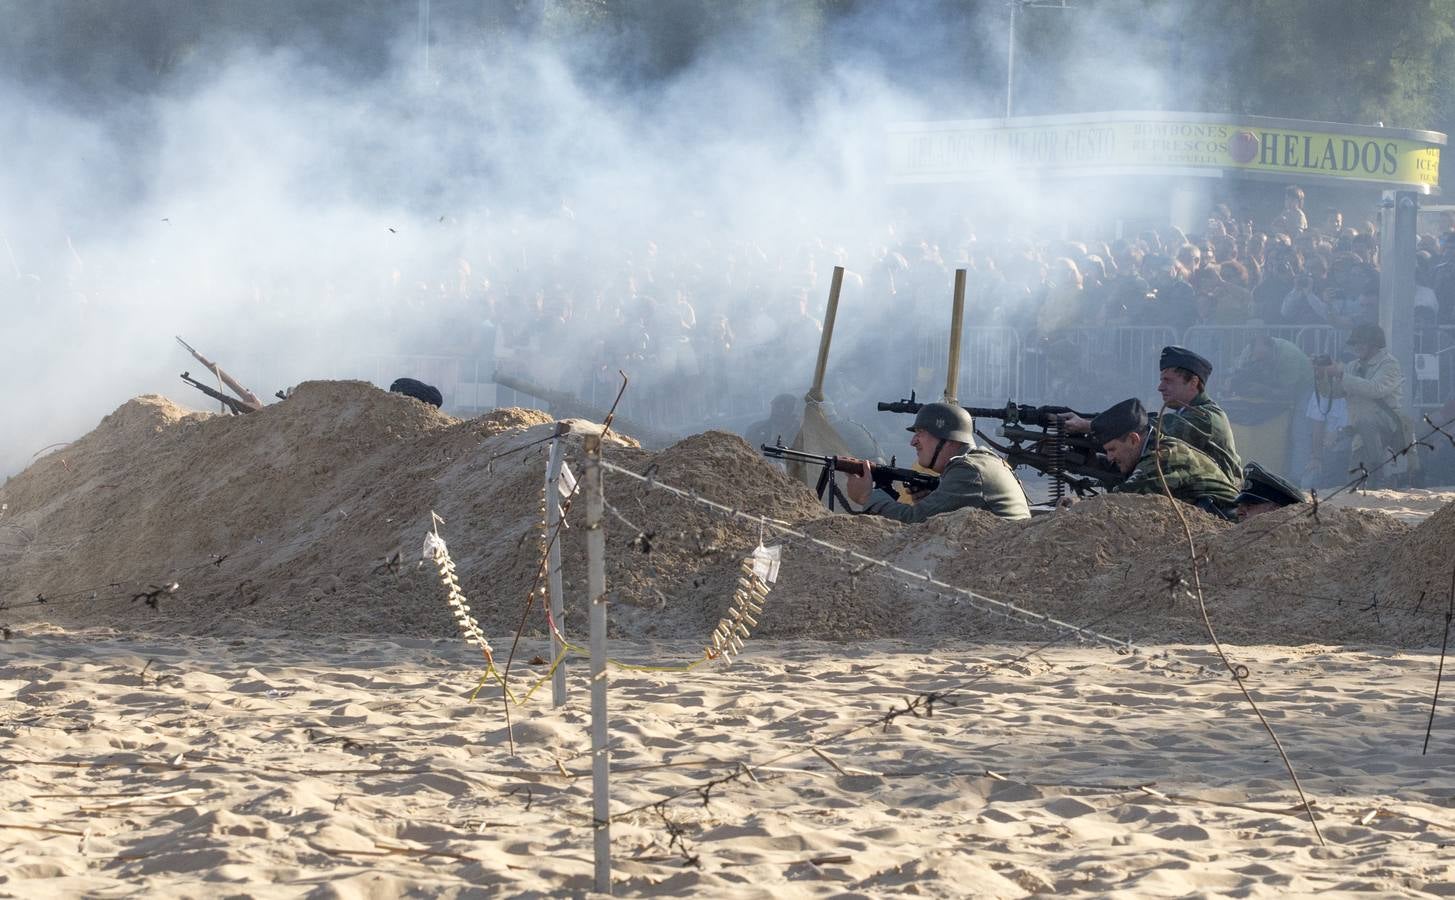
[474, 185, 1455, 426]
[10, 185, 1455, 443]
[964, 186, 1455, 342]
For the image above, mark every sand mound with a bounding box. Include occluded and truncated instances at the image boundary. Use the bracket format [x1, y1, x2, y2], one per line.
[475, 407, 555, 436]
[1359, 500, 1455, 620]
[1, 385, 1449, 648]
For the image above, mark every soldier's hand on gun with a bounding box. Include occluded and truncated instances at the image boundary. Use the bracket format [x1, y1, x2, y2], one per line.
[1054, 412, 1092, 434]
[844, 460, 873, 505]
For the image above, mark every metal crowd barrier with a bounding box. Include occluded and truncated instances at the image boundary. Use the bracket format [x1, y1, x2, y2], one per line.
[1183, 325, 1341, 383]
[912, 327, 1022, 405]
[236, 323, 1454, 440]
[1018, 326, 1179, 409]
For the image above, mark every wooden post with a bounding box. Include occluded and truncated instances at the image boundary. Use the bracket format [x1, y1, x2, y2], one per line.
[806, 266, 845, 403]
[583, 433, 612, 894]
[546, 423, 568, 707]
[944, 269, 967, 405]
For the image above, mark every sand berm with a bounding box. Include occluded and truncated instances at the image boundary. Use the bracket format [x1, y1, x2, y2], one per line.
[2, 380, 1449, 648]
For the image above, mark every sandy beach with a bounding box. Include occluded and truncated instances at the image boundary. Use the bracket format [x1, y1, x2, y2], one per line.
[5, 388, 1455, 896]
[4, 629, 1455, 897]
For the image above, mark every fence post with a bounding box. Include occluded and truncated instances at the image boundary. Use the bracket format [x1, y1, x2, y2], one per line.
[546, 423, 569, 707]
[583, 433, 612, 894]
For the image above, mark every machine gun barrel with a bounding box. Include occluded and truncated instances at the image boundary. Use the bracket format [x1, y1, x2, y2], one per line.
[875, 390, 921, 414]
[961, 402, 1098, 427]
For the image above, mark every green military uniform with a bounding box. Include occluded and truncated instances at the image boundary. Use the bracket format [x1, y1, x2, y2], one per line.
[1156, 391, 1242, 485]
[1111, 433, 1240, 509]
[864, 448, 1031, 522]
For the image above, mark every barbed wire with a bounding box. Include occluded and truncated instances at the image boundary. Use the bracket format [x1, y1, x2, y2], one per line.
[1147, 406, 1324, 845]
[599, 456, 1406, 676]
[1209, 412, 1455, 566]
[583, 457, 1310, 835]
[590, 428, 1455, 853]
[601, 459, 1156, 658]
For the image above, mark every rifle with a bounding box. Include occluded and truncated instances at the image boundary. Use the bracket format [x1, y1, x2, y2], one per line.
[875, 393, 1119, 500]
[180, 371, 253, 416]
[175, 336, 264, 411]
[761, 442, 938, 511]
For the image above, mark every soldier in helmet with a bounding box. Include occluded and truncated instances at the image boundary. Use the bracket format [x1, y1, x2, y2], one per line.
[1234, 462, 1306, 521]
[845, 402, 1031, 522]
[1090, 397, 1239, 516]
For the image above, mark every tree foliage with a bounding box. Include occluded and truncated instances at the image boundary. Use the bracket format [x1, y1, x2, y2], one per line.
[4, 0, 1453, 160]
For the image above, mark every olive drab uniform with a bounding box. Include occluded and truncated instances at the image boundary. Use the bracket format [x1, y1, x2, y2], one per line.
[1111, 433, 1240, 509]
[1156, 392, 1242, 484]
[864, 448, 1031, 523]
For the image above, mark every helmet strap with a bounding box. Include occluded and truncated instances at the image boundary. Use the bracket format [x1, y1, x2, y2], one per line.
[931, 437, 949, 470]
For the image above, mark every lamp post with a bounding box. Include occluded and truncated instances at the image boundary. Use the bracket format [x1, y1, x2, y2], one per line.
[1006, 0, 1074, 119]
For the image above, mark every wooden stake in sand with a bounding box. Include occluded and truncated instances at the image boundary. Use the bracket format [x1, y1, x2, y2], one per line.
[583, 433, 612, 894]
[546, 423, 569, 708]
[787, 266, 855, 489]
[943, 269, 967, 405]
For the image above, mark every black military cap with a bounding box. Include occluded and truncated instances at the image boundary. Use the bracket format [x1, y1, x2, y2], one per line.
[1159, 345, 1213, 383]
[1090, 397, 1148, 446]
[389, 377, 444, 408]
[1235, 462, 1306, 507]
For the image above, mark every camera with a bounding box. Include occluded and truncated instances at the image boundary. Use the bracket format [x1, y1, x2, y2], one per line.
[1312, 353, 1334, 368]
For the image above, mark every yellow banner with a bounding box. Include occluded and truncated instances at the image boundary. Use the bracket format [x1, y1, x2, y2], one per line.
[889, 117, 1442, 189]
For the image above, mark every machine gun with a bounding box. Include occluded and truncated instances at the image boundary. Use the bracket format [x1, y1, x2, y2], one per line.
[761, 442, 938, 512]
[875, 393, 1120, 501]
[965, 403, 1121, 502]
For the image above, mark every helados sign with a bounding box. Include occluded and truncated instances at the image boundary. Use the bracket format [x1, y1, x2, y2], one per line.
[888, 112, 1445, 192]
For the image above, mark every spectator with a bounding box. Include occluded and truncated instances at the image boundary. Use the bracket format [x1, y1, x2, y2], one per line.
[1144, 255, 1196, 331]
[1271, 185, 1308, 237]
[1415, 251, 1439, 327]
[1036, 257, 1085, 337]
[1432, 231, 1455, 324]
[1280, 272, 1326, 325]
[1229, 334, 1315, 406]
[1175, 242, 1202, 274]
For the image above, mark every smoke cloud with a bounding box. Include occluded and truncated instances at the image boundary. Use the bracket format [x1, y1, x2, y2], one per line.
[2, 2, 1184, 478]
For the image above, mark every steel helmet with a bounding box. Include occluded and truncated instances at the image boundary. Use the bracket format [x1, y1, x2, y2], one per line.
[907, 402, 976, 443]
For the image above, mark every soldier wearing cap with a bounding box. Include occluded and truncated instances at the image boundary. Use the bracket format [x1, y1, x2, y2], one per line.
[845, 402, 1031, 522]
[1235, 462, 1306, 521]
[1150, 345, 1243, 484]
[1089, 397, 1239, 515]
[1316, 323, 1409, 483]
[1058, 346, 1242, 484]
